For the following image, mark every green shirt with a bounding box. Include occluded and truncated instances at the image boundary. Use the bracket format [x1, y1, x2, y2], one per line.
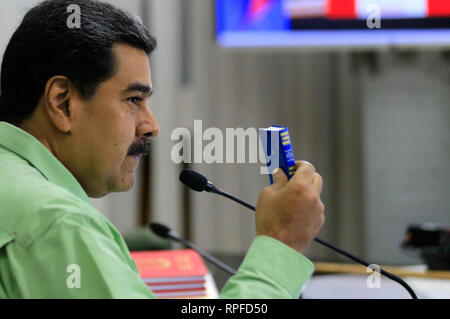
[0, 121, 314, 298]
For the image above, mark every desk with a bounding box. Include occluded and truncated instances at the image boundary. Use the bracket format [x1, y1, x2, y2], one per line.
[314, 262, 450, 280]
[302, 262, 450, 299]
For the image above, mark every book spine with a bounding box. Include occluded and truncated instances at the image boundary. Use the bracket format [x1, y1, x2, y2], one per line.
[279, 127, 296, 178]
[259, 126, 296, 184]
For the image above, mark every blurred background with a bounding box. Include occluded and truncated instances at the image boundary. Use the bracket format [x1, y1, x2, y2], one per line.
[0, 0, 448, 275]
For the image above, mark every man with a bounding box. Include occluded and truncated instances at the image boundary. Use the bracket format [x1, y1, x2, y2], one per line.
[0, 0, 324, 298]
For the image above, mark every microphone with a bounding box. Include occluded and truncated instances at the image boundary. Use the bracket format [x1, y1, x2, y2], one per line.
[149, 222, 237, 276]
[179, 169, 418, 299]
[179, 169, 255, 210]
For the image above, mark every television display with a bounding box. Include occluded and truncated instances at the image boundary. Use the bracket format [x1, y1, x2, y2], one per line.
[215, 0, 450, 48]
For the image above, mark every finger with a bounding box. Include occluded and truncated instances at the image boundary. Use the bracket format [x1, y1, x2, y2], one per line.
[292, 160, 316, 183]
[271, 168, 288, 191]
[312, 172, 323, 194]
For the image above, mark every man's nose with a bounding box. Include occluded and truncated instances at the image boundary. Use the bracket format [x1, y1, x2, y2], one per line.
[137, 106, 159, 137]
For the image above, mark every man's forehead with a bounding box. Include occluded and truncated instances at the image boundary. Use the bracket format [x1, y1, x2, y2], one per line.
[111, 44, 152, 92]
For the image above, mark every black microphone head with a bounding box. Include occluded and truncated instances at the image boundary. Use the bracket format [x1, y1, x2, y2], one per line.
[149, 222, 171, 239]
[179, 169, 208, 192]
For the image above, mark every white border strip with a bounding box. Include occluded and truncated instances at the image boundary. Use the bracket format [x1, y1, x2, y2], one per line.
[217, 30, 450, 49]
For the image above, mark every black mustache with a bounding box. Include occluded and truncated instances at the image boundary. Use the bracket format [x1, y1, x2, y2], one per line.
[127, 138, 151, 156]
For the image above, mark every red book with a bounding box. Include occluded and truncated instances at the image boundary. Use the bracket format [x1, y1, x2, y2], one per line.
[154, 290, 208, 298]
[130, 249, 209, 285]
[150, 286, 206, 294]
[146, 282, 206, 292]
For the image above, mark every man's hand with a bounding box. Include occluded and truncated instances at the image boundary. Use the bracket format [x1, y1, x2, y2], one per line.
[255, 160, 325, 253]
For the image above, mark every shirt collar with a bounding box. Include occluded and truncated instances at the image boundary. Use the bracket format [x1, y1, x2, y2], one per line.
[0, 121, 91, 204]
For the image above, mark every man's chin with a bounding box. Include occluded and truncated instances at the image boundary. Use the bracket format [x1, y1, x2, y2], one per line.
[116, 174, 135, 192]
[85, 169, 136, 198]
[101, 173, 135, 195]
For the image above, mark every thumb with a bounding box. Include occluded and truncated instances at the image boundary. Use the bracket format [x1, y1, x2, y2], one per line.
[271, 168, 288, 190]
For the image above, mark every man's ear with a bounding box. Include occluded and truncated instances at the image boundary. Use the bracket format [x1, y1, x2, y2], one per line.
[44, 76, 74, 135]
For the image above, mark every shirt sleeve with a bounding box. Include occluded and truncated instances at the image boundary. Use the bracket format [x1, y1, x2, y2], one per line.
[219, 236, 314, 299]
[2, 215, 313, 298]
[2, 215, 155, 299]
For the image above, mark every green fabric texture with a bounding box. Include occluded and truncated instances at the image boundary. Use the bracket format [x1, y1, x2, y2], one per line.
[0, 122, 314, 298]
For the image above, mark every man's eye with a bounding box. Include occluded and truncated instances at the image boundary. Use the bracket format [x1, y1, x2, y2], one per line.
[127, 97, 143, 105]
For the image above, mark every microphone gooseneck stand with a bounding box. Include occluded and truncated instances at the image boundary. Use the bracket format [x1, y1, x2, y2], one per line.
[150, 222, 237, 276]
[179, 169, 418, 299]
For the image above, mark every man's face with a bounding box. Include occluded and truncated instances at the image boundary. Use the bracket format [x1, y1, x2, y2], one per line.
[67, 43, 159, 198]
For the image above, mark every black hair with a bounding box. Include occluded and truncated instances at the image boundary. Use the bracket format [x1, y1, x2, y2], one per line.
[0, 0, 157, 125]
